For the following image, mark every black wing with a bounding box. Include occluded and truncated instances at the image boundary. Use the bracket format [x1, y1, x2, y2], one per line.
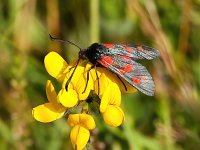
[98, 55, 155, 96]
[102, 44, 160, 60]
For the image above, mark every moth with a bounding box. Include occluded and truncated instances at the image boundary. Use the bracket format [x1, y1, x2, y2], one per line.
[50, 35, 159, 96]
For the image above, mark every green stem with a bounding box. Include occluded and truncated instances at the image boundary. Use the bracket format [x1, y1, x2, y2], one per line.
[90, 0, 100, 43]
[160, 97, 174, 150]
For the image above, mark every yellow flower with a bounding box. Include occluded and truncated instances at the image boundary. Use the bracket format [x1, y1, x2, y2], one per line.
[100, 82, 121, 112]
[94, 73, 110, 97]
[44, 52, 68, 82]
[32, 80, 66, 123]
[102, 105, 125, 127]
[67, 114, 96, 150]
[91, 65, 137, 94]
[44, 52, 93, 107]
[33, 51, 136, 149]
[99, 81, 125, 127]
[82, 63, 127, 127]
[57, 88, 78, 107]
[60, 64, 93, 102]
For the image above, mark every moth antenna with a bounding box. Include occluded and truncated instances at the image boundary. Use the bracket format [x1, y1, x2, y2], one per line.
[49, 34, 82, 50]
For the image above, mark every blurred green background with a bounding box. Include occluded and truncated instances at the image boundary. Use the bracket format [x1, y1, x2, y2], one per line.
[0, 0, 200, 150]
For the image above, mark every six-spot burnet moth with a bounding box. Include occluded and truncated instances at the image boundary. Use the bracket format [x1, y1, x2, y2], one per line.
[49, 34, 159, 96]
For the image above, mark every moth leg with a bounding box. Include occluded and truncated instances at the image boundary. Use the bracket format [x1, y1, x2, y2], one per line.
[65, 59, 80, 91]
[82, 70, 90, 94]
[82, 64, 96, 94]
[95, 65, 100, 96]
[117, 75, 127, 91]
[82, 64, 100, 95]
[66, 59, 86, 73]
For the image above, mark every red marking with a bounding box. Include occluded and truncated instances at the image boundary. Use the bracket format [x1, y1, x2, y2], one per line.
[118, 64, 132, 75]
[122, 55, 131, 60]
[102, 56, 113, 65]
[126, 47, 134, 53]
[99, 60, 108, 67]
[137, 46, 143, 51]
[99, 56, 113, 67]
[103, 44, 115, 48]
[124, 64, 132, 73]
[119, 69, 126, 74]
[122, 44, 134, 53]
[133, 78, 140, 85]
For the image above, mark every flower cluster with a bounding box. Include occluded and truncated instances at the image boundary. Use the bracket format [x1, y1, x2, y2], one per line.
[32, 52, 136, 150]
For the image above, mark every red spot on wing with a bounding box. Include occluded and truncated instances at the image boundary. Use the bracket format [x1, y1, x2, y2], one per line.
[133, 78, 140, 85]
[103, 44, 115, 48]
[103, 56, 113, 65]
[118, 64, 132, 75]
[126, 47, 134, 53]
[124, 64, 132, 73]
[99, 60, 108, 67]
[122, 44, 134, 53]
[99, 56, 113, 68]
[122, 55, 131, 60]
[119, 69, 126, 74]
[137, 46, 143, 51]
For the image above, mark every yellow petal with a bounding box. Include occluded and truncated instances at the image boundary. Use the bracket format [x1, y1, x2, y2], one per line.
[68, 114, 96, 130]
[102, 105, 125, 127]
[44, 52, 68, 82]
[67, 114, 80, 126]
[62, 66, 85, 89]
[100, 83, 121, 113]
[96, 67, 137, 94]
[32, 103, 65, 123]
[75, 75, 93, 100]
[79, 114, 96, 129]
[58, 89, 78, 107]
[94, 73, 110, 97]
[70, 125, 90, 150]
[96, 67, 119, 83]
[84, 63, 101, 82]
[107, 83, 121, 105]
[46, 80, 57, 104]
